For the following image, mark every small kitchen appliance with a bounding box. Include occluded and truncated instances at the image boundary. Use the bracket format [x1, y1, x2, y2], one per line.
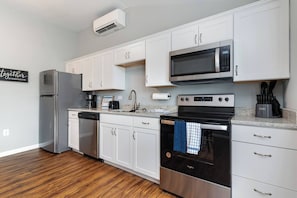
[256, 81, 282, 118]
[108, 100, 120, 110]
[86, 94, 97, 109]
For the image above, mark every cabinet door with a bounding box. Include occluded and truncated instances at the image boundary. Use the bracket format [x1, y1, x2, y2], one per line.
[114, 125, 133, 169]
[68, 118, 79, 150]
[198, 14, 233, 45]
[133, 127, 160, 180]
[171, 24, 198, 51]
[91, 54, 103, 90]
[233, 0, 289, 82]
[65, 61, 83, 74]
[114, 41, 145, 65]
[82, 57, 93, 91]
[145, 33, 173, 87]
[100, 123, 115, 162]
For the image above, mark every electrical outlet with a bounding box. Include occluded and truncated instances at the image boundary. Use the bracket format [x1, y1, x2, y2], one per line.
[3, 129, 10, 136]
[117, 95, 123, 100]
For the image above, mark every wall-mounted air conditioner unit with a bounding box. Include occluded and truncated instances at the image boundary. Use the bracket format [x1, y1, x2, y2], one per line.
[93, 9, 126, 36]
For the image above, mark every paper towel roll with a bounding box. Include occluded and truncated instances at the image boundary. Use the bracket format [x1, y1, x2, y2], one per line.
[152, 93, 171, 100]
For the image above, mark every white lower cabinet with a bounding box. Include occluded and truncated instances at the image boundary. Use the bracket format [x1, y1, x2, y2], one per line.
[68, 111, 79, 151]
[232, 124, 297, 197]
[100, 114, 160, 181]
[232, 175, 297, 198]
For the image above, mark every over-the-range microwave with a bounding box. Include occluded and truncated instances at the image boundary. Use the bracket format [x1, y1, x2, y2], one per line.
[170, 40, 233, 84]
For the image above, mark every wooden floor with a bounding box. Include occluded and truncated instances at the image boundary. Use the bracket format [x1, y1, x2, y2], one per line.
[0, 149, 176, 198]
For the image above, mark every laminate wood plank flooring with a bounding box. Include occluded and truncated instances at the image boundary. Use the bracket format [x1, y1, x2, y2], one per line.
[0, 149, 176, 198]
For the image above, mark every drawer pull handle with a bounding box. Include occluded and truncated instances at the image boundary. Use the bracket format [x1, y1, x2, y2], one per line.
[254, 188, 272, 196]
[253, 152, 272, 158]
[253, 134, 271, 139]
[186, 165, 195, 170]
[142, 122, 150, 125]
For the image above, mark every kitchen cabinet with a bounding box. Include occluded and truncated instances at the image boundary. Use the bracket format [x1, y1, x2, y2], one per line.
[114, 40, 145, 66]
[68, 111, 80, 151]
[233, 0, 289, 82]
[68, 50, 125, 91]
[100, 114, 133, 169]
[232, 124, 297, 197]
[145, 32, 173, 87]
[133, 117, 160, 180]
[100, 114, 160, 181]
[82, 55, 101, 91]
[65, 60, 83, 74]
[171, 14, 233, 51]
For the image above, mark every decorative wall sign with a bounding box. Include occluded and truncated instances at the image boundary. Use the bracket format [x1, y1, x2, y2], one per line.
[0, 67, 28, 83]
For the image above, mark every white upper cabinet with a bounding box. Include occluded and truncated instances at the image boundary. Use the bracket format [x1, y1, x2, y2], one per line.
[65, 60, 83, 74]
[145, 32, 173, 87]
[198, 14, 233, 46]
[171, 14, 233, 51]
[82, 55, 102, 91]
[68, 50, 125, 91]
[114, 40, 145, 66]
[233, 0, 289, 82]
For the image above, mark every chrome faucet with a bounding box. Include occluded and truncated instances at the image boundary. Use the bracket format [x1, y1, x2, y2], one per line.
[128, 89, 139, 112]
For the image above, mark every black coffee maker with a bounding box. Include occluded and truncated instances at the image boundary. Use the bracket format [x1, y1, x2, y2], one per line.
[86, 94, 97, 109]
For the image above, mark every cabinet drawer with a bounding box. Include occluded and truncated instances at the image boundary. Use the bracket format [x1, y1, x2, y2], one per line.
[133, 117, 160, 130]
[68, 111, 79, 119]
[101, 114, 133, 126]
[232, 141, 297, 191]
[232, 125, 297, 150]
[232, 175, 297, 198]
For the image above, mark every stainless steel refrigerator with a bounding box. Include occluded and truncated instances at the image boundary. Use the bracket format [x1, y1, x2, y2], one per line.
[39, 70, 85, 153]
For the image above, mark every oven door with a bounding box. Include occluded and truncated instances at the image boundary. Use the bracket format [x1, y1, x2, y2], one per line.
[160, 118, 230, 187]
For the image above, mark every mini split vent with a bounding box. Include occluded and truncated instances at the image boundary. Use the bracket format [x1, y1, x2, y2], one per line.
[93, 9, 126, 36]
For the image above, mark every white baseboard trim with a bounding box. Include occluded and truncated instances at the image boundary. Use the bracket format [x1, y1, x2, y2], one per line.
[0, 144, 40, 158]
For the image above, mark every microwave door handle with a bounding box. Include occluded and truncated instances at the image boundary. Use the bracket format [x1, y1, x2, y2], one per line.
[215, 47, 220, 72]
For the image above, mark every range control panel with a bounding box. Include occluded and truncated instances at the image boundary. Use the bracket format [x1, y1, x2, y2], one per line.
[177, 94, 234, 107]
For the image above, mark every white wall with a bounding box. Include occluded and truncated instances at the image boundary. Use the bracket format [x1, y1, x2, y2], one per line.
[284, 0, 297, 111]
[77, 0, 257, 56]
[77, 0, 286, 110]
[0, 3, 78, 153]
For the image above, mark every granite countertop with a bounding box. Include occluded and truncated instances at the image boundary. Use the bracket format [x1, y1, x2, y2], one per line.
[232, 108, 297, 130]
[68, 107, 171, 118]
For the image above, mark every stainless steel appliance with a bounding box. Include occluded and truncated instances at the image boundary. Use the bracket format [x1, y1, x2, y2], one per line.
[78, 112, 100, 159]
[39, 70, 85, 153]
[170, 40, 233, 84]
[160, 94, 234, 198]
[86, 94, 97, 109]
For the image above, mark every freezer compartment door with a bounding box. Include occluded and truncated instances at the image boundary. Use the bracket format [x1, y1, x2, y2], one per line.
[39, 95, 56, 152]
[40, 70, 57, 95]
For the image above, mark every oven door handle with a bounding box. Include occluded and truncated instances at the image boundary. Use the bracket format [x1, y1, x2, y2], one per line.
[161, 120, 228, 131]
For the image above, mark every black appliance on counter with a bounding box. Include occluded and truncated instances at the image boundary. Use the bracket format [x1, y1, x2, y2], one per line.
[109, 100, 120, 110]
[256, 81, 282, 118]
[86, 94, 97, 109]
[160, 94, 234, 198]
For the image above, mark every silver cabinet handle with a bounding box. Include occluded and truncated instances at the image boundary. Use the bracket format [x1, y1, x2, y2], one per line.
[235, 65, 239, 76]
[186, 165, 195, 170]
[254, 188, 272, 196]
[194, 34, 198, 45]
[100, 81, 103, 87]
[253, 134, 272, 139]
[111, 128, 114, 135]
[199, 33, 202, 44]
[113, 129, 117, 136]
[133, 131, 135, 140]
[142, 122, 150, 125]
[253, 152, 272, 158]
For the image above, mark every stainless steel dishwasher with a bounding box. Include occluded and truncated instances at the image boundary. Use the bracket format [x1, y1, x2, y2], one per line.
[78, 112, 100, 159]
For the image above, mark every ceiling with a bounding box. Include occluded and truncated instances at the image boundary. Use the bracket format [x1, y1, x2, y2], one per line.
[0, 0, 201, 32]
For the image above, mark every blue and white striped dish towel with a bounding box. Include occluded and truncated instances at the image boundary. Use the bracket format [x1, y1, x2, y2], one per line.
[186, 122, 202, 155]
